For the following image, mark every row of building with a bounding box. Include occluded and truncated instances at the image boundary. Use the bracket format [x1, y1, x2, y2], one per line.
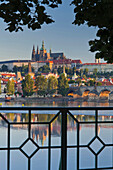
[0, 41, 113, 74]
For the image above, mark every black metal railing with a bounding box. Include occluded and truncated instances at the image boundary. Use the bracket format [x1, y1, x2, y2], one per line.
[0, 106, 113, 170]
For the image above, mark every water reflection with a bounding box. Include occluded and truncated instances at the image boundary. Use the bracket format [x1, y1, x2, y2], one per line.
[0, 112, 113, 169]
[2, 100, 113, 107]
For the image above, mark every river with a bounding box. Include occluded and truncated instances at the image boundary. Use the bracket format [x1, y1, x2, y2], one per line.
[0, 100, 113, 170]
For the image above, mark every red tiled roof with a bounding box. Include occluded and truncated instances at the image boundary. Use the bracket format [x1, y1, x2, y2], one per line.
[102, 79, 109, 82]
[1, 73, 16, 77]
[72, 60, 82, 64]
[53, 59, 72, 64]
[37, 60, 53, 63]
[83, 63, 109, 65]
[101, 82, 113, 86]
[2, 78, 9, 82]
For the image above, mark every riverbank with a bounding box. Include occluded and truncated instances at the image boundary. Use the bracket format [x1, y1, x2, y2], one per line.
[3, 96, 112, 103]
[0, 96, 112, 104]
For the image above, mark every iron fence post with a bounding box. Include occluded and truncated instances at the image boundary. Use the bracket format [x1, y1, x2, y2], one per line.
[61, 109, 67, 170]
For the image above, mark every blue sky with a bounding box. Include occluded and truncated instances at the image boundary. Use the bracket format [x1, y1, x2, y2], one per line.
[0, 1, 99, 63]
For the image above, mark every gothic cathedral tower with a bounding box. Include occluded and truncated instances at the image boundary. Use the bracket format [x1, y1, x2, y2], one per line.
[32, 45, 36, 61]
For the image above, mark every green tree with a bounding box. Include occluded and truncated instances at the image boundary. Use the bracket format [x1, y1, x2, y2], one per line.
[13, 65, 18, 74]
[1, 65, 8, 72]
[7, 79, 15, 95]
[48, 76, 58, 90]
[83, 74, 87, 80]
[58, 73, 69, 96]
[93, 68, 98, 77]
[38, 65, 50, 73]
[80, 69, 83, 77]
[88, 80, 95, 86]
[48, 76, 58, 96]
[97, 82, 102, 86]
[35, 75, 47, 96]
[68, 80, 75, 84]
[84, 68, 89, 76]
[72, 0, 113, 62]
[22, 74, 34, 97]
[73, 67, 76, 74]
[0, 0, 62, 32]
[76, 78, 81, 86]
[57, 67, 63, 75]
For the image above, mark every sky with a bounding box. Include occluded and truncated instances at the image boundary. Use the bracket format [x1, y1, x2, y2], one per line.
[0, 1, 100, 63]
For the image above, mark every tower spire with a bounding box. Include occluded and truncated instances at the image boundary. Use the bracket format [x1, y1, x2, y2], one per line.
[37, 46, 39, 54]
[42, 40, 44, 51]
[50, 48, 52, 54]
[32, 45, 35, 61]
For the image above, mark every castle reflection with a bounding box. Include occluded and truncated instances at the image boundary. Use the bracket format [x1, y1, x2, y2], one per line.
[0, 112, 113, 146]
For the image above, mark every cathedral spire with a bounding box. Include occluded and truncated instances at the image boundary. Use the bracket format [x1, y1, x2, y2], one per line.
[32, 45, 35, 61]
[37, 46, 39, 54]
[50, 48, 52, 54]
[33, 45, 35, 54]
[42, 40, 44, 51]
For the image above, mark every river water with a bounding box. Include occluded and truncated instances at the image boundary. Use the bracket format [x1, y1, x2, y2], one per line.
[0, 100, 113, 170]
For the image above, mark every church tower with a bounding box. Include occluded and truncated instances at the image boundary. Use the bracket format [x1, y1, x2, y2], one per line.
[63, 64, 67, 77]
[49, 48, 52, 54]
[28, 62, 32, 73]
[42, 40, 44, 51]
[32, 45, 36, 61]
[37, 46, 39, 54]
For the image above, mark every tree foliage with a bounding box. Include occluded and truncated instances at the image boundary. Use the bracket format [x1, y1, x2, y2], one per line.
[58, 73, 69, 96]
[13, 65, 34, 76]
[48, 76, 58, 90]
[1, 64, 8, 72]
[0, 0, 62, 32]
[22, 74, 34, 97]
[47, 76, 58, 96]
[7, 79, 15, 95]
[35, 75, 47, 96]
[38, 65, 50, 73]
[72, 0, 113, 62]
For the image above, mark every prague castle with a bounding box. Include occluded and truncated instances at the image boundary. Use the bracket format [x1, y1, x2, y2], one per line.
[31, 41, 66, 61]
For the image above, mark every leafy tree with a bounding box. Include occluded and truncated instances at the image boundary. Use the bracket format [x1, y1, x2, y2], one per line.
[13, 65, 18, 74]
[88, 80, 95, 86]
[97, 82, 102, 86]
[80, 69, 83, 77]
[48, 76, 58, 96]
[73, 67, 76, 74]
[22, 74, 34, 97]
[7, 79, 15, 95]
[84, 68, 89, 75]
[38, 65, 50, 73]
[76, 78, 81, 86]
[1, 65, 8, 72]
[72, 0, 113, 62]
[0, 0, 62, 32]
[65, 67, 73, 76]
[93, 68, 98, 77]
[48, 76, 58, 90]
[58, 73, 69, 96]
[57, 66, 63, 75]
[68, 79, 75, 84]
[35, 75, 47, 96]
[83, 75, 87, 80]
